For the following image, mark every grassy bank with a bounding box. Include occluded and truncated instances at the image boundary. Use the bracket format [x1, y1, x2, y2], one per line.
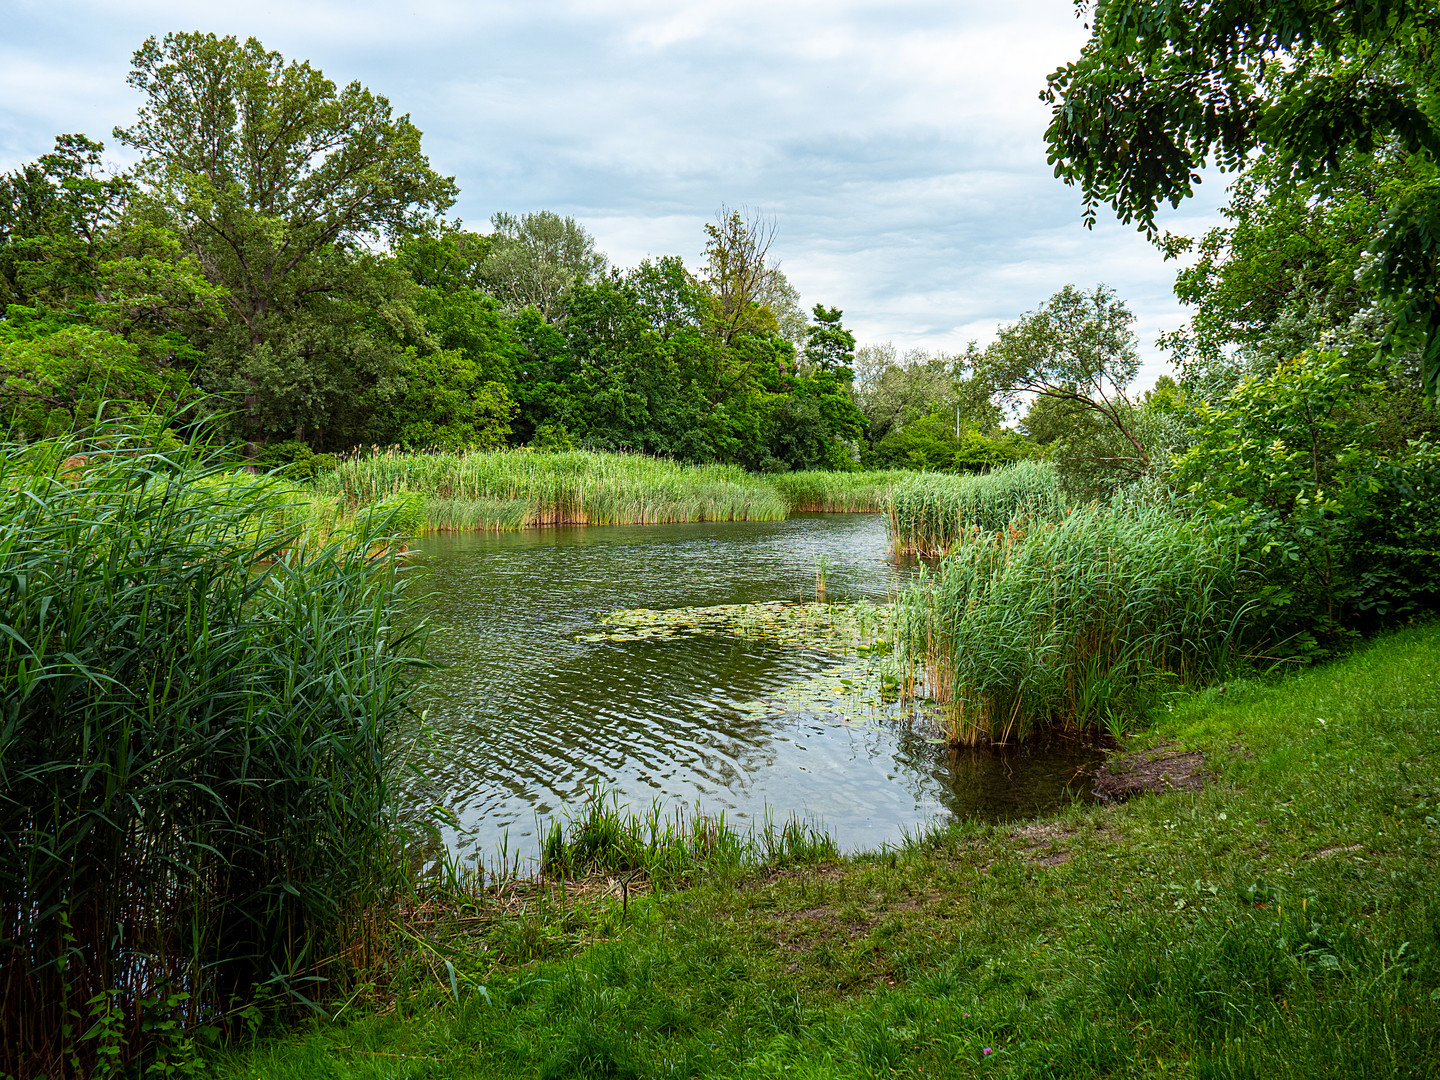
[217, 623, 1440, 1079]
[310, 450, 909, 532]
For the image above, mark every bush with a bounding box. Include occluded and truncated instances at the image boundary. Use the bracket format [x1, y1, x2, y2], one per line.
[254, 438, 338, 481]
[1176, 351, 1440, 649]
[0, 428, 427, 1079]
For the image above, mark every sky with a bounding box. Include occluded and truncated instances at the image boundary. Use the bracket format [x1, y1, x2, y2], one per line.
[1, 0, 1231, 389]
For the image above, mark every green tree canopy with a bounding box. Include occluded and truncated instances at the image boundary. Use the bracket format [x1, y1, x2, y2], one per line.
[476, 211, 607, 321]
[1043, 0, 1440, 399]
[114, 32, 458, 444]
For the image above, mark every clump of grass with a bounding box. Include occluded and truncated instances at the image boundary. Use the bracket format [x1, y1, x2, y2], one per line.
[0, 426, 427, 1079]
[539, 786, 837, 889]
[769, 470, 910, 513]
[891, 498, 1253, 744]
[316, 448, 789, 531]
[886, 460, 1066, 555]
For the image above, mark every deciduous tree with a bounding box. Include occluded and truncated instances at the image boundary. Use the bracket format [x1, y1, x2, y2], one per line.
[115, 32, 457, 443]
[1043, 0, 1440, 400]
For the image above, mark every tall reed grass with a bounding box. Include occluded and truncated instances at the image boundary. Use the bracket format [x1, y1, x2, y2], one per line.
[0, 429, 427, 1079]
[891, 498, 1253, 744]
[317, 448, 789, 530]
[885, 460, 1066, 556]
[769, 470, 909, 513]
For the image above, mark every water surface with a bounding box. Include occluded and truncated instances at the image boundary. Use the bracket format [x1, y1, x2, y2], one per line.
[410, 515, 1101, 867]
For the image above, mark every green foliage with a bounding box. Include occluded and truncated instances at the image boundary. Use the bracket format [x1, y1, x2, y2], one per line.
[868, 411, 1030, 473]
[116, 32, 457, 444]
[476, 211, 607, 322]
[394, 349, 517, 451]
[253, 438, 338, 481]
[1176, 350, 1440, 645]
[802, 303, 854, 375]
[0, 134, 131, 314]
[976, 283, 1159, 488]
[0, 324, 192, 437]
[1161, 152, 1431, 394]
[892, 497, 1251, 744]
[530, 420, 575, 451]
[886, 460, 1066, 556]
[0, 425, 427, 1079]
[539, 788, 835, 889]
[1043, 0, 1440, 399]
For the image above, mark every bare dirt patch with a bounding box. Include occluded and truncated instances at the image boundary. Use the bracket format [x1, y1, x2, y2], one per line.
[767, 892, 940, 956]
[1092, 741, 1209, 801]
[1010, 821, 1077, 866]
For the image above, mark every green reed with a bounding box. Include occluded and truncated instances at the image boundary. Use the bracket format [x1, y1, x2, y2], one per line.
[537, 785, 837, 889]
[0, 427, 427, 1079]
[891, 498, 1254, 744]
[769, 470, 910, 513]
[885, 460, 1066, 556]
[316, 448, 789, 531]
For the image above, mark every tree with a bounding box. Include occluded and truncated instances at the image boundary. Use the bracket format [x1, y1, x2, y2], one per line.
[975, 284, 1151, 475]
[476, 211, 607, 321]
[759, 267, 808, 348]
[1160, 149, 1431, 396]
[0, 325, 192, 438]
[803, 304, 855, 375]
[702, 206, 779, 345]
[0, 135, 131, 315]
[1043, 0, 1440, 400]
[115, 32, 458, 444]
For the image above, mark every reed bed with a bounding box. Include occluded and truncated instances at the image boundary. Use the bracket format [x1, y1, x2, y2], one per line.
[769, 470, 909, 513]
[891, 499, 1253, 745]
[885, 460, 1066, 556]
[0, 429, 426, 1079]
[317, 448, 789, 530]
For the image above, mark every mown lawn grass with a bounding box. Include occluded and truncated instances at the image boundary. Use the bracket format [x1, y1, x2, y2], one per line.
[218, 623, 1440, 1079]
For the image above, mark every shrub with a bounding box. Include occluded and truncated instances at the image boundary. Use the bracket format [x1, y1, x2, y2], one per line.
[1176, 351, 1440, 649]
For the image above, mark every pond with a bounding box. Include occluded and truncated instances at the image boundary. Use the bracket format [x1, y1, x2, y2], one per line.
[410, 514, 1102, 869]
